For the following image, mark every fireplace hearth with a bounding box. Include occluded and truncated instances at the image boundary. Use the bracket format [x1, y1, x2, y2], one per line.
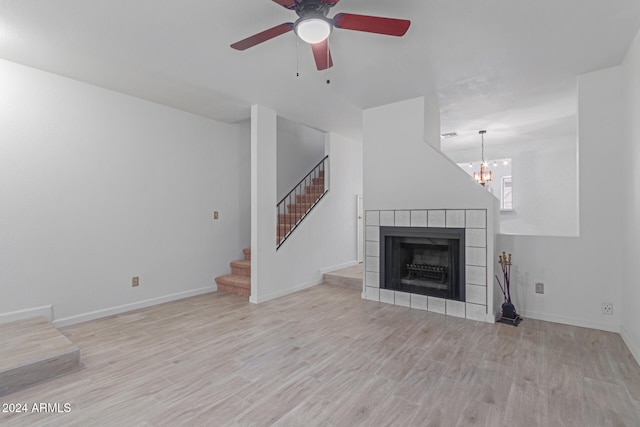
[380, 227, 465, 301]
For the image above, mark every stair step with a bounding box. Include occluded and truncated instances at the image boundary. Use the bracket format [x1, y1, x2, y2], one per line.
[0, 317, 80, 396]
[243, 248, 251, 261]
[295, 193, 322, 203]
[287, 202, 315, 212]
[305, 185, 325, 194]
[278, 213, 303, 223]
[215, 274, 251, 298]
[230, 259, 251, 277]
[311, 177, 324, 185]
[278, 223, 295, 234]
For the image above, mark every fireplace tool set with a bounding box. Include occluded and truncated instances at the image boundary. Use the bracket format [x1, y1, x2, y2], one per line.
[495, 251, 522, 326]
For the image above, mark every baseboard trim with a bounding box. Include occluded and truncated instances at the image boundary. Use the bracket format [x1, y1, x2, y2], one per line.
[620, 324, 640, 366]
[250, 277, 323, 304]
[52, 286, 216, 328]
[0, 305, 53, 324]
[319, 260, 360, 274]
[520, 309, 619, 333]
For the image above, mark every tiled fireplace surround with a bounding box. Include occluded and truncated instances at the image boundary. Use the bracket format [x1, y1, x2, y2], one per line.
[363, 209, 489, 322]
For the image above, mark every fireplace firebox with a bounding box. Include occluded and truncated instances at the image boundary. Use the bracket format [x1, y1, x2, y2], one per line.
[380, 227, 465, 301]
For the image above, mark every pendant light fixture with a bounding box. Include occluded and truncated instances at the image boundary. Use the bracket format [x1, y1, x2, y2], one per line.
[474, 130, 493, 186]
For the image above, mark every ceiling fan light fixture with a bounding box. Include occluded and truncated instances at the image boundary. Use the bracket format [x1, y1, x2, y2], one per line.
[295, 18, 332, 44]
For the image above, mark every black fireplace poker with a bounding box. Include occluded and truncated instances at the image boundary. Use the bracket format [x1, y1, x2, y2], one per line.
[496, 251, 522, 326]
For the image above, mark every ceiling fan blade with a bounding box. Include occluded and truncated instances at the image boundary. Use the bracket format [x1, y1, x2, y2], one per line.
[320, 0, 341, 6]
[311, 39, 333, 70]
[333, 13, 411, 36]
[272, 0, 298, 9]
[230, 23, 294, 51]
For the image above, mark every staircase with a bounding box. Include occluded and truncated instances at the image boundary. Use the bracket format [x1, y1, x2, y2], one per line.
[277, 155, 329, 247]
[215, 248, 251, 298]
[214, 157, 328, 297]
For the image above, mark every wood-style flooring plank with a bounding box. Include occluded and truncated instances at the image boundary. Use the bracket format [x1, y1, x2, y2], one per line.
[1, 284, 639, 426]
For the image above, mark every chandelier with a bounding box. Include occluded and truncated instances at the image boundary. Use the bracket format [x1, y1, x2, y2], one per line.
[474, 130, 493, 186]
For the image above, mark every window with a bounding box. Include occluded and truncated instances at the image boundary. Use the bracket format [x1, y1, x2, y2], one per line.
[501, 176, 513, 211]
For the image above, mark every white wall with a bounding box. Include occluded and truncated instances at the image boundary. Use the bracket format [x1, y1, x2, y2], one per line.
[363, 98, 499, 212]
[251, 105, 363, 303]
[446, 134, 579, 237]
[277, 117, 325, 201]
[0, 59, 251, 325]
[362, 97, 499, 322]
[424, 96, 441, 151]
[621, 30, 640, 363]
[497, 66, 623, 332]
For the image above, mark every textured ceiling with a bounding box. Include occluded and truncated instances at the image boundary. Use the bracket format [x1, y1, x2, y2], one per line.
[1, 0, 639, 148]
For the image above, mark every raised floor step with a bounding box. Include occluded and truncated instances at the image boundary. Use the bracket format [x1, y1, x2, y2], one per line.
[323, 264, 364, 290]
[0, 317, 80, 396]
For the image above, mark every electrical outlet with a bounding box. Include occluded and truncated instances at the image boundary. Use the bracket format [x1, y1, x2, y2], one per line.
[132, 276, 139, 287]
[535, 282, 544, 294]
[213, 211, 219, 220]
[602, 302, 613, 315]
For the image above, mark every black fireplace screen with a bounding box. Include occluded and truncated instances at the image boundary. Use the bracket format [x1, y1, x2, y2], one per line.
[380, 227, 465, 301]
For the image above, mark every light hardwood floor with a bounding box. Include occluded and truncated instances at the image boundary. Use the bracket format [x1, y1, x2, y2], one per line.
[2, 284, 639, 426]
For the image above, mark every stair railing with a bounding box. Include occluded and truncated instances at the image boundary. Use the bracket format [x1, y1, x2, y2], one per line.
[277, 155, 329, 249]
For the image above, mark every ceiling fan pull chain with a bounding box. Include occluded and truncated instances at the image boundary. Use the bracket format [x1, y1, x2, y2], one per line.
[326, 38, 331, 84]
[296, 34, 300, 77]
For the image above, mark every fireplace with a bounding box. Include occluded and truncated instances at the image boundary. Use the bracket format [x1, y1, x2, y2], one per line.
[380, 227, 465, 301]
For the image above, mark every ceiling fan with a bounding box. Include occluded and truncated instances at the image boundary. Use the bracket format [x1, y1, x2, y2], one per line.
[230, 0, 411, 70]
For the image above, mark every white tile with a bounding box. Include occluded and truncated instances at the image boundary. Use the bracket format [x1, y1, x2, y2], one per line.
[395, 211, 410, 226]
[466, 303, 488, 322]
[446, 300, 466, 318]
[365, 211, 380, 226]
[380, 211, 395, 226]
[366, 226, 380, 242]
[446, 210, 465, 228]
[466, 228, 486, 248]
[466, 247, 487, 267]
[466, 210, 487, 228]
[365, 257, 379, 273]
[365, 287, 380, 302]
[466, 284, 487, 305]
[428, 297, 446, 314]
[365, 241, 379, 257]
[428, 210, 445, 227]
[380, 289, 395, 304]
[466, 266, 487, 286]
[365, 271, 379, 288]
[410, 294, 428, 310]
[394, 292, 411, 307]
[410, 210, 427, 227]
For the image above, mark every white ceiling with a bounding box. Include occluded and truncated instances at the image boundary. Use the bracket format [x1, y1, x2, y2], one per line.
[1, 0, 639, 148]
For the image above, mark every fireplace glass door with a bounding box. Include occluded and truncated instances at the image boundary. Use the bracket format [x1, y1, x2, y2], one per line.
[381, 227, 465, 301]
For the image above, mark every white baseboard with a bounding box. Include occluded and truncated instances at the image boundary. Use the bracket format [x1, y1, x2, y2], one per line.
[319, 260, 360, 274]
[52, 286, 216, 327]
[0, 305, 53, 324]
[520, 309, 620, 333]
[250, 277, 324, 304]
[620, 324, 640, 366]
